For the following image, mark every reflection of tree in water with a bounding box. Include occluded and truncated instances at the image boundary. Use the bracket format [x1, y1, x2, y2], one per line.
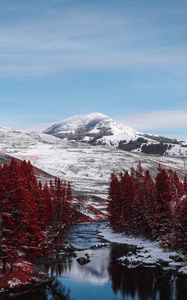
[176, 275, 187, 300]
[108, 244, 187, 300]
[46, 279, 70, 300]
[48, 256, 72, 278]
[2, 280, 70, 300]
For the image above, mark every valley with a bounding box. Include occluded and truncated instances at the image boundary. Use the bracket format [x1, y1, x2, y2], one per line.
[0, 114, 187, 299]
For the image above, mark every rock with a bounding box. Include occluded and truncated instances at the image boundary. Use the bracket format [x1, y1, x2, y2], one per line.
[142, 258, 157, 268]
[77, 257, 90, 265]
[178, 266, 187, 275]
[71, 252, 77, 258]
[169, 262, 185, 270]
[119, 256, 142, 269]
[63, 243, 77, 257]
[65, 243, 75, 253]
[169, 254, 184, 262]
[90, 243, 108, 249]
[157, 259, 170, 267]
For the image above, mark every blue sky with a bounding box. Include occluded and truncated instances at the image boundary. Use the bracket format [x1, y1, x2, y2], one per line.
[0, 0, 187, 138]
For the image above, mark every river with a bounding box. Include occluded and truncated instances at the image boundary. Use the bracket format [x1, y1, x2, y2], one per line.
[1, 222, 187, 300]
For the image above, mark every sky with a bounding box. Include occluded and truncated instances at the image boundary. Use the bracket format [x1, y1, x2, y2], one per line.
[0, 0, 187, 138]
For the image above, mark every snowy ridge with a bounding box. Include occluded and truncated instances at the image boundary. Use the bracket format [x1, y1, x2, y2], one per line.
[0, 126, 15, 133]
[44, 112, 140, 144]
[44, 113, 109, 134]
[44, 113, 187, 156]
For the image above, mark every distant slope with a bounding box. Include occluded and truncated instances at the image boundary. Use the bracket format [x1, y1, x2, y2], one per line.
[0, 152, 54, 182]
[0, 151, 108, 222]
[44, 113, 187, 157]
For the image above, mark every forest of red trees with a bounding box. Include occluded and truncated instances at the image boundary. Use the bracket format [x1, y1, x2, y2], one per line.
[108, 163, 187, 253]
[0, 159, 74, 273]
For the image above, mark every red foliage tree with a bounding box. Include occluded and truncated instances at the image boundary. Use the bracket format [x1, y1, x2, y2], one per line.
[108, 163, 187, 253]
[0, 159, 74, 271]
[108, 173, 121, 230]
[154, 168, 173, 241]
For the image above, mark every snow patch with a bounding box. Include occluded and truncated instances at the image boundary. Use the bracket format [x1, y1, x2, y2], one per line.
[178, 266, 187, 275]
[99, 226, 187, 271]
[8, 279, 22, 288]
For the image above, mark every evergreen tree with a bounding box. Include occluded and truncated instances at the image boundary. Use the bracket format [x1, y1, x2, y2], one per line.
[154, 168, 173, 240]
[0, 159, 74, 269]
[108, 173, 121, 230]
[108, 163, 187, 253]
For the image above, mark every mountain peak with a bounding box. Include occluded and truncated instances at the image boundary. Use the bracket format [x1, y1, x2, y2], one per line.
[43, 112, 187, 156]
[56, 112, 110, 127]
[43, 112, 139, 144]
[63, 112, 109, 121]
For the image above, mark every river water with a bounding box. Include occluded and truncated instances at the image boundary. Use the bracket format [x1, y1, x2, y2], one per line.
[2, 222, 187, 300]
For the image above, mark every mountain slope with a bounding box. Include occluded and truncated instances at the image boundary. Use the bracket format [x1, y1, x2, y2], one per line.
[44, 112, 140, 145]
[44, 113, 187, 157]
[0, 152, 54, 183]
[0, 127, 186, 199]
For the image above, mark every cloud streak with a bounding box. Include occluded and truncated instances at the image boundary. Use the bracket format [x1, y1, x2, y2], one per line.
[16, 110, 187, 138]
[0, 1, 187, 76]
[121, 110, 187, 137]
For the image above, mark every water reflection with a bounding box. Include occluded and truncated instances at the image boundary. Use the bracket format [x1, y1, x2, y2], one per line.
[0, 282, 70, 300]
[2, 223, 187, 300]
[49, 257, 72, 277]
[109, 244, 187, 300]
[47, 280, 70, 300]
[44, 243, 187, 300]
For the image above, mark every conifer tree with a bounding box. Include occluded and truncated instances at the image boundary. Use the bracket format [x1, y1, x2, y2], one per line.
[108, 173, 121, 229]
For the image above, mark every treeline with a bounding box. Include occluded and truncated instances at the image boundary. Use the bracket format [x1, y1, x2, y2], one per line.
[0, 159, 74, 269]
[108, 163, 187, 253]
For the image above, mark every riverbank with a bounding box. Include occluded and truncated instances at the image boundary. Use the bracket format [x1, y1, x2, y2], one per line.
[1, 221, 187, 298]
[1, 222, 187, 300]
[0, 241, 77, 296]
[0, 260, 49, 295]
[99, 224, 187, 274]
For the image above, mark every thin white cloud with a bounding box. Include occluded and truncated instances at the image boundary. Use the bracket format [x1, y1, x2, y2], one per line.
[0, 50, 187, 77]
[18, 122, 55, 132]
[120, 110, 187, 133]
[20, 110, 187, 138]
[0, 3, 187, 76]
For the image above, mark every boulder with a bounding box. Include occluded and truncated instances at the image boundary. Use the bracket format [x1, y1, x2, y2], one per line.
[77, 257, 90, 265]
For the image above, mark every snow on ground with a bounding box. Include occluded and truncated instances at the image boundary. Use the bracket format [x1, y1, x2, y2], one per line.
[178, 266, 187, 275]
[99, 225, 187, 273]
[167, 143, 187, 156]
[0, 129, 186, 199]
[0, 260, 43, 292]
[7, 279, 22, 288]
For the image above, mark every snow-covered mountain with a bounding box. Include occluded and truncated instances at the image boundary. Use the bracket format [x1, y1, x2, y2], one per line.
[44, 113, 187, 157]
[0, 122, 186, 222]
[44, 112, 140, 146]
[0, 126, 186, 199]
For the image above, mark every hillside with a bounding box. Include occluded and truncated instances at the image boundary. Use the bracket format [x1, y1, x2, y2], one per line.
[44, 113, 187, 157]
[0, 127, 186, 200]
